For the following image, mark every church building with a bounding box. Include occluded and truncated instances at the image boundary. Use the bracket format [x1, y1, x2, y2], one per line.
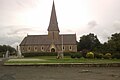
[20, 1, 77, 53]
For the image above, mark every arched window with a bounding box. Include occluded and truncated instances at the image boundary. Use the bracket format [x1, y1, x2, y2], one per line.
[69, 46, 72, 51]
[41, 46, 44, 51]
[63, 46, 65, 51]
[34, 46, 37, 51]
[28, 46, 31, 52]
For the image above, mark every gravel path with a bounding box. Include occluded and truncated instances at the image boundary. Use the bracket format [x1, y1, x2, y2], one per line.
[0, 61, 120, 80]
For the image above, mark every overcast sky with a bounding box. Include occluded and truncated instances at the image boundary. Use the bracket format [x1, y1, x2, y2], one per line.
[0, 0, 120, 48]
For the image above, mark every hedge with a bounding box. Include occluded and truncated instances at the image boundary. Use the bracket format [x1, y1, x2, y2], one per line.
[112, 53, 120, 59]
[22, 52, 57, 57]
[95, 53, 104, 59]
[22, 52, 77, 57]
[71, 53, 82, 59]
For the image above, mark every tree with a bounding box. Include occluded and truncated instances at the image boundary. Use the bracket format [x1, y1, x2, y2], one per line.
[107, 33, 120, 53]
[77, 33, 101, 51]
[0, 45, 16, 54]
[97, 33, 120, 54]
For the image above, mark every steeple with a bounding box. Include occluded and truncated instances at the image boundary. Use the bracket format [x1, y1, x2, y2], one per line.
[48, 0, 59, 32]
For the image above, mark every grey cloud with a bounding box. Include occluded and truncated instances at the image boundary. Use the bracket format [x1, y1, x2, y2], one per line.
[0, 25, 21, 46]
[88, 21, 97, 29]
[77, 20, 120, 43]
[0, 34, 21, 46]
[0, 25, 40, 36]
[0, 25, 40, 47]
[7, 27, 33, 35]
[93, 21, 120, 43]
[66, 18, 120, 43]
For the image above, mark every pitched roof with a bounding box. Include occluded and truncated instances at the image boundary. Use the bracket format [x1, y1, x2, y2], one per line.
[48, 0, 59, 32]
[20, 34, 76, 46]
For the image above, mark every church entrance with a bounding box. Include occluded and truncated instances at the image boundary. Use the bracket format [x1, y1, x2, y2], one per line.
[51, 48, 55, 52]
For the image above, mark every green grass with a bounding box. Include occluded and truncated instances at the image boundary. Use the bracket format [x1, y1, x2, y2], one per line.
[5, 56, 120, 64]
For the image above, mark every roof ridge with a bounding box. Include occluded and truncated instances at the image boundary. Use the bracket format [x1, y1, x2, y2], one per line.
[28, 35, 48, 37]
[60, 34, 76, 35]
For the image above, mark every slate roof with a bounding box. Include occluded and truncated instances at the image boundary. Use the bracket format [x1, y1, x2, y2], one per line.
[20, 34, 77, 46]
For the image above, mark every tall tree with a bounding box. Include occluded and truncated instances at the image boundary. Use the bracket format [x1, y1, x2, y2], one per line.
[0, 45, 16, 53]
[78, 33, 101, 51]
[107, 33, 120, 53]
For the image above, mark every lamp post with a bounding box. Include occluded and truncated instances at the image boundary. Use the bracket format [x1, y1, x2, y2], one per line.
[57, 35, 64, 59]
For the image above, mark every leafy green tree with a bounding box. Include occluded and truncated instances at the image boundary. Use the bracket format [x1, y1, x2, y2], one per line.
[96, 42, 109, 54]
[97, 33, 120, 55]
[77, 33, 101, 51]
[0, 45, 16, 54]
[107, 33, 120, 53]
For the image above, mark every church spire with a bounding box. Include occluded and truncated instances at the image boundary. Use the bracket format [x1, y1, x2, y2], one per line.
[48, 0, 59, 32]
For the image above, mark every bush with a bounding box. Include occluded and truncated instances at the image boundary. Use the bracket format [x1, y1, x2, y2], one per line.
[86, 52, 94, 59]
[103, 53, 112, 59]
[71, 54, 76, 58]
[81, 49, 88, 58]
[0, 52, 5, 58]
[0, 53, 2, 58]
[22, 52, 58, 57]
[112, 53, 120, 59]
[70, 53, 82, 59]
[64, 52, 76, 56]
[76, 53, 82, 58]
[95, 53, 103, 59]
[22, 52, 77, 57]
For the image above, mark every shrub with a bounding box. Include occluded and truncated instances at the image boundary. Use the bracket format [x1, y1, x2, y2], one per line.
[22, 52, 58, 57]
[95, 53, 103, 59]
[0, 52, 5, 58]
[76, 53, 82, 58]
[112, 53, 120, 59]
[0, 53, 2, 58]
[71, 54, 76, 58]
[64, 52, 76, 56]
[81, 49, 88, 58]
[70, 53, 82, 59]
[22, 52, 76, 57]
[103, 53, 112, 59]
[86, 52, 94, 59]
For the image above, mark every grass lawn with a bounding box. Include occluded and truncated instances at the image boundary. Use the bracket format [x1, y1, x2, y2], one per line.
[5, 56, 120, 64]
